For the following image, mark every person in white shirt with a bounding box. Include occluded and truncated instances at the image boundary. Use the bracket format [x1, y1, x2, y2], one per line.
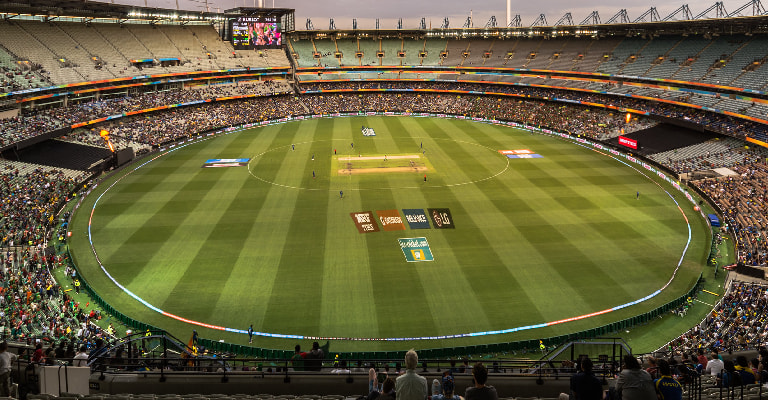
[706, 353, 725, 376]
[73, 346, 89, 367]
[0, 341, 19, 397]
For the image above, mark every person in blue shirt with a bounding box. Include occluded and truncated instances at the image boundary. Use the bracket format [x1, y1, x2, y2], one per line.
[655, 359, 682, 400]
[735, 355, 756, 385]
[433, 375, 461, 400]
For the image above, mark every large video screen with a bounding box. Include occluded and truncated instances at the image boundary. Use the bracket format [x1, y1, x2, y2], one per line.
[232, 16, 282, 49]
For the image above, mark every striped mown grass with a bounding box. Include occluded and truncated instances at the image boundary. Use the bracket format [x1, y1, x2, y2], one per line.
[69, 116, 709, 352]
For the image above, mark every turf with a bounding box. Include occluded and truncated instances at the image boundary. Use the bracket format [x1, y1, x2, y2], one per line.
[68, 116, 709, 352]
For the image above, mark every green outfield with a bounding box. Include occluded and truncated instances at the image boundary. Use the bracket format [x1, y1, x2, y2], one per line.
[68, 116, 710, 352]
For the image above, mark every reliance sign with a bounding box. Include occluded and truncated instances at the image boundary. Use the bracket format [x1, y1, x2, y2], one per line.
[618, 136, 638, 150]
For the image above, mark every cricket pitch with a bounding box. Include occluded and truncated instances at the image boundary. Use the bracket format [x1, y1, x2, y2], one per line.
[335, 154, 433, 176]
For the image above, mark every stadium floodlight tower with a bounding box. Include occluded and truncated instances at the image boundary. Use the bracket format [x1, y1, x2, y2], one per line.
[506, 0, 511, 28]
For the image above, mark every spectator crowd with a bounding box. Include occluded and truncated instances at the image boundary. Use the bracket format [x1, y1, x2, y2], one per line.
[1, 81, 768, 386]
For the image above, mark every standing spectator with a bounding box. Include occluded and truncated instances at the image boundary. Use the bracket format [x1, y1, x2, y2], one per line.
[616, 355, 656, 400]
[0, 341, 18, 397]
[465, 362, 498, 400]
[705, 353, 724, 377]
[570, 357, 603, 400]
[654, 360, 682, 400]
[395, 349, 428, 400]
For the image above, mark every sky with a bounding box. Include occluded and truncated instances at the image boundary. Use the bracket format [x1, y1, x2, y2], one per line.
[111, 0, 758, 29]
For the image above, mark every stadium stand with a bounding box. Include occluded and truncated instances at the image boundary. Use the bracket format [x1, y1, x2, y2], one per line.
[8, 2, 768, 398]
[644, 36, 711, 80]
[674, 36, 739, 83]
[0, 82, 766, 399]
[421, 39, 445, 66]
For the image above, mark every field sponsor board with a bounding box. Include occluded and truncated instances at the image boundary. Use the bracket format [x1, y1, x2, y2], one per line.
[506, 154, 543, 159]
[376, 209, 406, 231]
[350, 211, 380, 233]
[498, 149, 534, 155]
[428, 208, 455, 229]
[202, 158, 250, 168]
[398, 237, 434, 262]
[402, 209, 431, 229]
[618, 136, 638, 149]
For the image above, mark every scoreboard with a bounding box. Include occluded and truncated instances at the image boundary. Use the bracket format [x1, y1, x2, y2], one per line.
[231, 15, 282, 49]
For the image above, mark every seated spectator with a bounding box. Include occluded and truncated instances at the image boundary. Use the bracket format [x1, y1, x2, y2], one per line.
[570, 357, 603, 400]
[654, 360, 682, 400]
[719, 360, 742, 388]
[305, 341, 324, 371]
[616, 355, 655, 400]
[378, 377, 396, 400]
[735, 355, 756, 385]
[73, 345, 88, 367]
[465, 362, 498, 400]
[31, 342, 44, 363]
[433, 375, 462, 400]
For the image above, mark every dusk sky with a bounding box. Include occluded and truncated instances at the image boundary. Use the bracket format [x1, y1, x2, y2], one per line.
[112, 0, 757, 29]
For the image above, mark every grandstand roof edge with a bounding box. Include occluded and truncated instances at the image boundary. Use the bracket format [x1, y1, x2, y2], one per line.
[0, 1, 293, 21]
[292, 14, 768, 35]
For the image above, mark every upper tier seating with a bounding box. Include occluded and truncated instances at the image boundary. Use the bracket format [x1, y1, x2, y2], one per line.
[0, 21, 288, 87]
[0, 46, 49, 93]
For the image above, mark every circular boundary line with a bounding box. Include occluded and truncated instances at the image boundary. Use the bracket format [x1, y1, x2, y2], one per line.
[245, 137, 510, 190]
[84, 115, 694, 342]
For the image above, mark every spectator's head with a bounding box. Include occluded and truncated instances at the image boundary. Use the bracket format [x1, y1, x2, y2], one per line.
[442, 375, 455, 396]
[312, 341, 320, 351]
[658, 359, 672, 376]
[710, 352, 720, 361]
[432, 379, 441, 396]
[623, 355, 641, 370]
[79, 345, 87, 353]
[295, 344, 301, 354]
[0, 341, 7, 352]
[724, 360, 736, 373]
[405, 349, 418, 370]
[736, 355, 749, 368]
[382, 377, 396, 394]
[579, 356, 593, 373]
[472, 362, 489, 385]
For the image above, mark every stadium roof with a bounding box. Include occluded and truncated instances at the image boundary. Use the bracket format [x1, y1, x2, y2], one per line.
[0, 0, 293, 23]
[1, 0, 768, 35]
